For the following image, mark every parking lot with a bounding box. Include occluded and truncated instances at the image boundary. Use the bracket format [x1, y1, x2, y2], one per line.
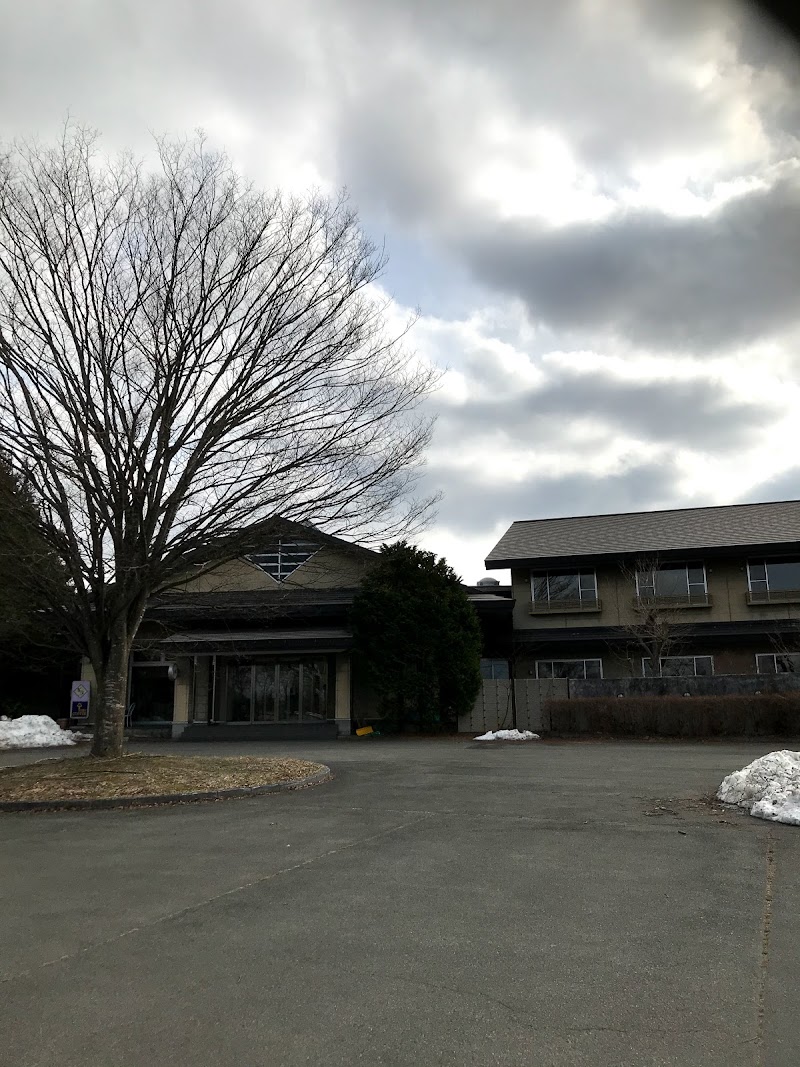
[1, 738, 798, 1066]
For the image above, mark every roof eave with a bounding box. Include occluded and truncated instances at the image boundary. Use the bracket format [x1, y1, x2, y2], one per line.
[486, 539, 800, 571]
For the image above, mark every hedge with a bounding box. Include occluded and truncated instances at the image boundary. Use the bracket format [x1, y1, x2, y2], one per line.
[544, 693, 800, 737]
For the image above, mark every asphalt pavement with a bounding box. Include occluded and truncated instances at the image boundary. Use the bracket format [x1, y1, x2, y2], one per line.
[1, 738, 798, 1066]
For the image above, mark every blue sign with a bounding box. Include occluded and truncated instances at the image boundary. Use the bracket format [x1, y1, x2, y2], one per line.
[70, 680, 90, 719]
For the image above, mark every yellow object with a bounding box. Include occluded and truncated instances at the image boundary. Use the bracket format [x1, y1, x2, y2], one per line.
[355, 726, 374, 737]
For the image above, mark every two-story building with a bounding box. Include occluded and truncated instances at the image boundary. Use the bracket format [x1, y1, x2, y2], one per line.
[485, 500, 800, 682]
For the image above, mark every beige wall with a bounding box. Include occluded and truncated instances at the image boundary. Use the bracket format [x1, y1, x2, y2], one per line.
[284, 546, 375, 588]
[192, 657, 210, 723]
[172, 658, 191, 724]
[80, 658, 97, 688]
[334, 653, 351, 734]
[177, 557, 279, 593]
[173, 543, 375, 594]
[512, 556, 800, 631]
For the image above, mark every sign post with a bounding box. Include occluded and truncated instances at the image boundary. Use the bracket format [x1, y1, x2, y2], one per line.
[70, 680, 90, 721]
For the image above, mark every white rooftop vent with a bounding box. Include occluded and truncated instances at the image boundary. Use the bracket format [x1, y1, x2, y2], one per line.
[476, 576, 500, 587]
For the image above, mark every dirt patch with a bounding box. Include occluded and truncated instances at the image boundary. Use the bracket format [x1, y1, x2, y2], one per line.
[0, 753, 326, 803]
[642, 793, 748, 826]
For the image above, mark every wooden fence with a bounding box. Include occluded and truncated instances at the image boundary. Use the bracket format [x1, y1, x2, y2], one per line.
[460, 673, 800, 736]
[459, 679, 569, 734]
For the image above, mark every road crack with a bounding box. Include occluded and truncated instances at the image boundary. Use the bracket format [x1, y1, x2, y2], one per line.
[0, 810, 436, 986]
[755, 829, 776, 1067]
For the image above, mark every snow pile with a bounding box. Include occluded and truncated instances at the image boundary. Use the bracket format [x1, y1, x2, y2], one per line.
[0, 714, 81, 750]
[474, 728, 540, 742]
[717, 750, 800, 826]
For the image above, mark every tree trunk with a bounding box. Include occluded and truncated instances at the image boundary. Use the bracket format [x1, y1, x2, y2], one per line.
[91, 634, 130, 758]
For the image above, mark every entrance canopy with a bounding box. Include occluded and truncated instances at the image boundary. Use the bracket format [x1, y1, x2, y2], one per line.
[156, 628, 352, 655]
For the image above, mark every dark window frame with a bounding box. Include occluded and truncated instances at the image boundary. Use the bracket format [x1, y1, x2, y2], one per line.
[747, 558, 800, 597]
[635, 561, 707, 599]
[755, 652, 800, 674]
[641, 655, 714, 678]
[530, 569, 598, 605]
[535, 658, 603, 680]
[479, 658, 510, 680]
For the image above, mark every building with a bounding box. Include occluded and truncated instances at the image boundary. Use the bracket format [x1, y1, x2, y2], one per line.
[84, 524, 375, 740]
[485, 500, 800, 682]
[81, 523, 512, 739]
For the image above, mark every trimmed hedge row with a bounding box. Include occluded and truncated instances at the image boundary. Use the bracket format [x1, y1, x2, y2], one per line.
[544, 693, 800, 737]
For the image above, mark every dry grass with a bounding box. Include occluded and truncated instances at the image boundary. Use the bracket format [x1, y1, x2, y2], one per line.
[0, 753, 326, 803]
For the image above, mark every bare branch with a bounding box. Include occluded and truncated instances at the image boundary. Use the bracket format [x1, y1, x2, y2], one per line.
[0, 125, 439, 754]
[616, 555, 691, 677]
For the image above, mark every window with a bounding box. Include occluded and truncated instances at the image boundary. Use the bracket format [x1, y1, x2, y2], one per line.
[756, 653, 800, 674]
[225, 665, 254, 722]
[248, 540, 319, 582]
[300, 660, 329, 718]
[218, 658, 331, 722]
[642, 655, 714, 678]
[531, 570, 598, 605]
[276, 662, 301, 722]
[536, 659, 602, 679]
[748, 559, 800, 602]
[480, 658, 510, 680]
[636, 562, 707, 600]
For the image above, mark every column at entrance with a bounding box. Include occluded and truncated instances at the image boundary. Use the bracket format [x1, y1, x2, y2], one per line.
[334, 654, 352, 737]
[190, 656, 212, 725]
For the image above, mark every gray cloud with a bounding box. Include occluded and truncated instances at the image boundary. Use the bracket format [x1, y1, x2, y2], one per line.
[334, 0, 794, 201]
[456, 176, 800, 351]
[425, 459, 683, 539]
[2, 1, 795, 196]
[411, 353, 778, 556]
[0, 1, 320, 168]
[0, 0, 796, 572]
[322, 0, 800, 356]
[435, 372, 775, 451]
[741, 466, 800, 503]
[416, 356, 781, 553]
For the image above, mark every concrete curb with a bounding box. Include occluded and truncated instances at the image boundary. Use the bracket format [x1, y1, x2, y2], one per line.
[0, 765, 333, 813]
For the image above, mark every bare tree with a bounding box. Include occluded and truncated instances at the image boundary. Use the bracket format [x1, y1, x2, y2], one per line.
[0, 127, 438, 756]
[618, 556, 690, 678]
[765, 611, 800, 675]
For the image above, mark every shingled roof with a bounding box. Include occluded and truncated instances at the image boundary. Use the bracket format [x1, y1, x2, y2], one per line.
[485, 499, 800, 568]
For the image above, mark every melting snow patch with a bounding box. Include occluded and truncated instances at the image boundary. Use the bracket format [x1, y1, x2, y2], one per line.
[0, 714, 81, 750]
[474, 729, 540, 742]
[717, 750, 800, 826]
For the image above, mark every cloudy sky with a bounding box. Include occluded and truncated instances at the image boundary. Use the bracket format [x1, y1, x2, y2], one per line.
[1, 0, 799, 581]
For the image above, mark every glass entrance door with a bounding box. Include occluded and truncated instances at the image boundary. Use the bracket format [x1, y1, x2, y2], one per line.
[217, 659, 331, 723]
[129, 664, 174, 726]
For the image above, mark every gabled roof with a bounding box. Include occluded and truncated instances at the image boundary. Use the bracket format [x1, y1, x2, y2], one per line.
[485, 499, 800, 568]
[244, 517, 378, 560]
[177, 517, 378, 577]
